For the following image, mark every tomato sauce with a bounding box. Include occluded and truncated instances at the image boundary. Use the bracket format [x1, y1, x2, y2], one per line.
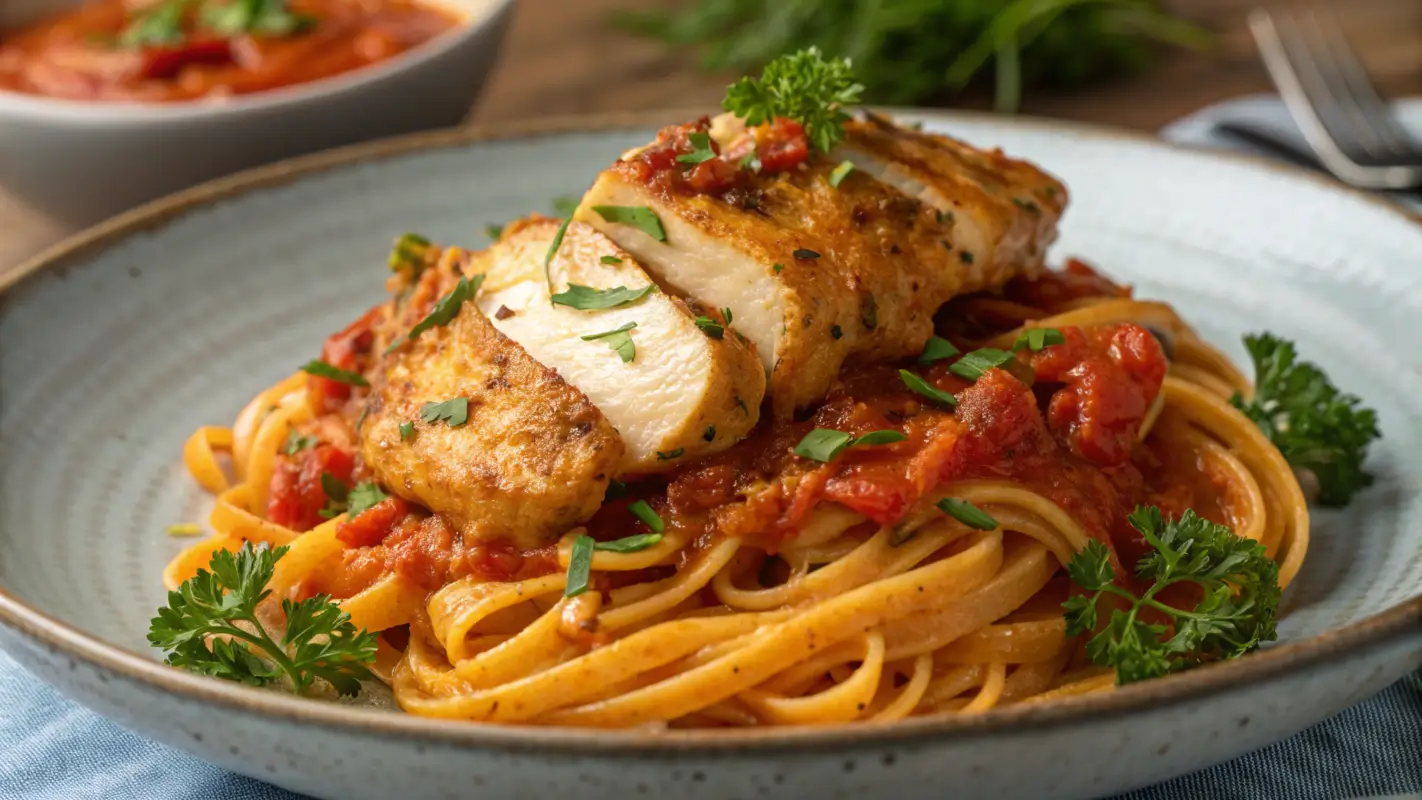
[0, 0, 458, 102]
[619, 116, 811, 199]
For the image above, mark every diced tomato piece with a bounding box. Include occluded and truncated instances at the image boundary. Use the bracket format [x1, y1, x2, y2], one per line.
[309, 306, 379, 414]
[755, 117, 810, 174]
[140, 40, 233, 80]
[266, 444, 355, 531]
[336, 497, 411, 548]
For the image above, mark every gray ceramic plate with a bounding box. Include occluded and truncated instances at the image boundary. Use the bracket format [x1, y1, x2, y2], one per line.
[2, 111, 1421, 800]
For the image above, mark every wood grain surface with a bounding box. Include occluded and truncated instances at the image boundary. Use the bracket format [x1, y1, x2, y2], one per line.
[3, 0, 1419, 280]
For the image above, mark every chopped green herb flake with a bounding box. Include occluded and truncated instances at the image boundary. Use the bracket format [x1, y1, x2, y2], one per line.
[581, 321, 637, 363]
[628, 500, 666, 533]
[398, 421, 414, 441]
[591, 206, 667, 242]
[485, 224, 504, 240]
[657, 448, 685, 461]
[739, 150, 763, 173]
[772, 263, 785, 273]
[900, 370, 957, 408]
[594, 533, 664, 553]
[704, 425, 716, 442]
[550, 283, 656, 310]
[949, 348, 1015, 382]
[1013, 327, 1066, 352]
[676, 131, 718, 165]
[831, 325, 843, 340]
[301, 360, 369, 387]
[544, 218, 572, 286]
[853, 430, 907, 447]
[793, 248, 820, 260]
[318, 472, 350, 519]
[565, 535, 594, 597]
[600, 255, 623, 265]
[937, 498, 998, 530]
[694, 316, 725, 339]
[354, 406, 369, 432]
[959, 250, 975, 265]
[828, 160, 855, 188]
[420, 397, 470, 428]
[283, 429, 319, 456]
[385, 274, 483, 354]
[552, 196, 580, 217]
[346, 482, 389, 520]
[605, 479, 629, 501]
[861, 294, 877, 330]
[386, 232, 430, 273]
[919, 336, 961, 363]
[794, 428, 904, 462]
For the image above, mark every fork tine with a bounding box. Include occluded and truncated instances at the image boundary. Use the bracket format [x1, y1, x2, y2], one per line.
[1252, 9, 1360, 165]
[1299, 11, 1417, 157]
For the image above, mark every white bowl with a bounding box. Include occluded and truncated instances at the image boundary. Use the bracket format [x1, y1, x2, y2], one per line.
[0, 0, 514, 225]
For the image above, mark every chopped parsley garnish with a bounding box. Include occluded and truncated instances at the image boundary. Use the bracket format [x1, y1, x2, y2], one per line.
[591, 206, 667, 242]
[676, 131, 718, 164]
[704, 425, 716, 442]
[318, 472, 349, 519]
[959, 250, 975, 265]
[550, 283, 656, 310]
[739, 150, 763, 173]
[831, 325, 843, 340]
[628, 499, 665, 533]
[595, 533, 664, 553]
[1230, 334, 1380, 506]
[544, 217, 572, 288]
[1012, 327, 1066, 352]
[345, 482, 389, 520]
[937, 209, 954, 225]
[793, 428, 906, 462]
[118, 0, 187, 48]
[721, 307, 734, 325]
[828, 160, 856, 188]
[793, 248, 820, 260]
[202, 0, 315, 38]
[485, 224, 503, 240]
[384, 274, 483, 354]
[420, 397, 470, 427]
[398, 421, 414, 441]
[581, 321, 638, 363]
[565, 535, 594, 597]
[386, 232, 430, 275]
[900, 370, 957, 408]
[657, 448, 685, 461]
[605, 479, 629, 501]
[772, 263, 785, 274]
[283, 429, 319, 456]
[600, 255, 623, 265]
[949, 348, 1016, 382]
[354, 406, 369, 432]
[165, 523, 203, 537]
[1063, 506, 1280, 685]
[861, 294, 877, 330]
[300, 360, 368, 387]
[937, 498, 997, 530]
[722, 47, 864, 153]
[148, 543, 377, 696]
[919, 336, 961, 363]
[694, 317, 724, 339]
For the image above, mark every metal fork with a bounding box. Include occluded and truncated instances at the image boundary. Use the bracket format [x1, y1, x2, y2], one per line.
[1249, 8, 1422, 189]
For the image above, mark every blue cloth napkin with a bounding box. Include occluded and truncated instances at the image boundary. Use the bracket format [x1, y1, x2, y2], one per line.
[5, 97, 1422, 800]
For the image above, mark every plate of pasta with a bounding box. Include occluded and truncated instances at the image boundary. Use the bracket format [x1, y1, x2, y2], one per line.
[1, 50, 1420, 800]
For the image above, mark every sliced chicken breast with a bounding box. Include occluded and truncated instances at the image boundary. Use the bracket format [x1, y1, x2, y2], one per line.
[461, 217, 765, 472]
[361, 291, 623, 549]
[576, 112, 1065, 416]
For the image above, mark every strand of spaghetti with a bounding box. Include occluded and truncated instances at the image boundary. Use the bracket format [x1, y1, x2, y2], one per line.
[209, 484, 298, 546]
[1169, 362, 1239, 400]
[393, 611, 778, 722]
[338, 571, 426, 634]
[739, 632, 885, 725]
[428, 574, 566, 664]
[869, 653, 935, 722]
[162, 536, 243, 591]
[881, 539, 1055, 660]
[1179, 425, 1268, 544]
[1025, 671, 1118, 702]
[1163, 376, 1309, 587]
[918, 665, 987, 714]
[536, 531, 1003, 728]
[933, 481, 1095, 558]
[960, 661, 1008, 714]
[1174, 335, 1251, 397]
[182, 426, 234, 493]
[712, 518, 968, 611]
[998, 649, 1074, 705]
[935, 618, 1067, 665]
[231, 373, 306, 481]
[243, 393, 312, 514]
[597, 538, 742, 631]
[554, 527, 693, 571]
[983, 299, 1191, 351]
[755, 638, 866, 696]
[265, 514, 345, 602]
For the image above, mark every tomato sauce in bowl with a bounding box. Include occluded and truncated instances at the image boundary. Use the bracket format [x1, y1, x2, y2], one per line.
[0, 0, 460, 102]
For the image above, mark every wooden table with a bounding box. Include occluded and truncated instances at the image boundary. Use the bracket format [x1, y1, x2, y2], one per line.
[4, 0, 1420, 280]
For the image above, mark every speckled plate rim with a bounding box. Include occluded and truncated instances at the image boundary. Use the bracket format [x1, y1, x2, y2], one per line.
[2, 109, 1421, 754]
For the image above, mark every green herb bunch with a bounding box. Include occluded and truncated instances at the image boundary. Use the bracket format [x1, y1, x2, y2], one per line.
[617, 0, 1210, 112]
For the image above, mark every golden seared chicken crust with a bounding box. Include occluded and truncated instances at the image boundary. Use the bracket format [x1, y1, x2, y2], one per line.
[578, 112, 1065, 417]
[361, 292, 623, 549]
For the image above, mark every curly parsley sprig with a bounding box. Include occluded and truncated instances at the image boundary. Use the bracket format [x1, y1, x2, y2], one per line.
[1230, 334, 1380, 506]
[722, 47, 864, 153]
[148, 542, 377, 696]
[1062, 506, 1280, 685]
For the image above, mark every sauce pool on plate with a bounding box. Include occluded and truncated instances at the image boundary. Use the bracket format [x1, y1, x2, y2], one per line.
[0, 0, 460, 102]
